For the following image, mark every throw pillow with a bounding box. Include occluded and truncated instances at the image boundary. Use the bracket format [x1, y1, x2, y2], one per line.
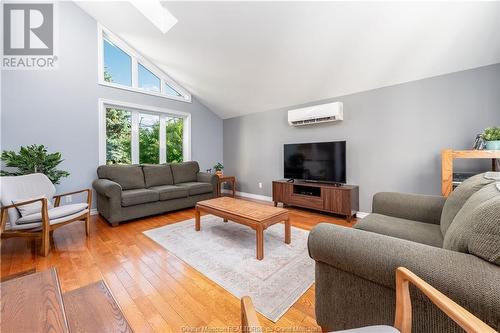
[440, 173, 495, 235]
[467, 195, 500, 265]
[12, 196, 53, 217]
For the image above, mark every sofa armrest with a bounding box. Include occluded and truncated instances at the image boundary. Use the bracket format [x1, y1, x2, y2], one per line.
[197, 172, 218, 196]
[197, 172, 217, 184]
[92, 179, 122, 198]
[372, 192, 446, 224]
[308, 224, 500, 323]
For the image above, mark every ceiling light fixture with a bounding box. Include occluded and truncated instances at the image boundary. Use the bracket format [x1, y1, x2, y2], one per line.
[129, 0, 178, 34]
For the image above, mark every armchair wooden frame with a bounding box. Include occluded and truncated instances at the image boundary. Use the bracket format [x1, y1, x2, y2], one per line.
[241, 297, 261, 333]
[0, 189, 92, 256]
[241, 267, 496, 333]
[394, 267, 496, 333]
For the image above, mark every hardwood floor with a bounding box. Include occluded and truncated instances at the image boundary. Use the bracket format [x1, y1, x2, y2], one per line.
[1, 199, 354, 332]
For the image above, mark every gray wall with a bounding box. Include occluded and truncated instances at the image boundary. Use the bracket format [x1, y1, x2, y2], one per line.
[1, 2, 223, 199]
[223, 64, 500, 212]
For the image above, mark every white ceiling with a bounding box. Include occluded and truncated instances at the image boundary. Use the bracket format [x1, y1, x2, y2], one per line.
[76, 1, 500, 119]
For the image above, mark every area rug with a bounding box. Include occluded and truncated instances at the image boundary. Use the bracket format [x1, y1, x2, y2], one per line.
[143, 215, 314, 322]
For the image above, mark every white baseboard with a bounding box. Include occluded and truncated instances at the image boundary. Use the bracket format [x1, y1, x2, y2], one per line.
[356, 212, 369, 219]
[90, 208, 98, 215]
[221, 189, 273, 202]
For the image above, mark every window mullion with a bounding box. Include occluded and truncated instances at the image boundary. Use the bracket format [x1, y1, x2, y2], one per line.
[131, 111, 139, 164]
[131, 58, 138, 88]
[183, 116, 191, 161]
[159, 115, 167, 164]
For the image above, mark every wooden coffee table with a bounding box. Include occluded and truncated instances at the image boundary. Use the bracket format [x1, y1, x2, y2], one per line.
[195, 197, 290, 260]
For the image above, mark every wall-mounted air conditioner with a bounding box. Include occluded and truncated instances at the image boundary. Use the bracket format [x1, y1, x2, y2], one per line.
[288, 101, 343, 126]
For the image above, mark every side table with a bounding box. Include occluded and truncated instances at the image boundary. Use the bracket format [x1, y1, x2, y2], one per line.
[217, 175, 236, 197]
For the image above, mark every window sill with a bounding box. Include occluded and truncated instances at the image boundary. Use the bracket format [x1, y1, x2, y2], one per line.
[98, 80, 192, 103]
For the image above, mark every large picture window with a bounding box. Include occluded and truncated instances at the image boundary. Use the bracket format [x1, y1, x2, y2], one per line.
[98, 24, 191, 103]
[100, 100, 190, 165]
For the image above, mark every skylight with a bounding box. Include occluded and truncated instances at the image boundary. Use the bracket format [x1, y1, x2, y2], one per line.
[128, 0, 178, 34]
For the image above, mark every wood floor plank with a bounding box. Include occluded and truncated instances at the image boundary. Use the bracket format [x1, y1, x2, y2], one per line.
[1, 198, 352, 332]
[1, 268, 69, 333]
[63, 280, 133, 333]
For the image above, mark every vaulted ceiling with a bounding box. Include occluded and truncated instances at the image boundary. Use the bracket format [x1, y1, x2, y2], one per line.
[76, 1, 500, 119]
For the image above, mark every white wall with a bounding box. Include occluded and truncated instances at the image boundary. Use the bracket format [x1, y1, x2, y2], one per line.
[1, 2, 223, 200]
[223, 64, 500, 211]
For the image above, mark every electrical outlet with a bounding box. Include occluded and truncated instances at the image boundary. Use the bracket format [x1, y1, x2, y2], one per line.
[65, 195, 72, 203]
[258, 182, 263, 189]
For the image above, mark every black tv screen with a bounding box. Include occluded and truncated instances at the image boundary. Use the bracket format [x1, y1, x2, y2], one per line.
[284, 141, 346, 183]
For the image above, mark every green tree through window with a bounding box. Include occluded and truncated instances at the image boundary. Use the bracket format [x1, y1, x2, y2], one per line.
[166, 117, 183, 163]
[106, 108, 131, 164]
[139, 114, 160, 164]
[105, 106, 184, 165]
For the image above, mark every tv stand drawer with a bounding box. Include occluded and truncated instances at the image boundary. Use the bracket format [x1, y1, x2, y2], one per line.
[289, 194, 324, 210]
[272, 180, 359, 221]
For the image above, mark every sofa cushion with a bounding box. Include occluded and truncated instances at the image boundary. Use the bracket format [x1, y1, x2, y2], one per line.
[354, 213, 443, 248]
[16, 203, 88, 225]
[143, 164, 174, 187]
[440, 173, 494, 235]
[149, 185, 189, 201]
[97, 165, 145, 190]
[443, 183, 500, 261]
[176, 182, 213, 196]
[121, 189, 159, 207]
[171, 161, 199, 184]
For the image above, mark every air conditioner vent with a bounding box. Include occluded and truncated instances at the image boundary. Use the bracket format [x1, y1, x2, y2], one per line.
[288, 102, 343, 126]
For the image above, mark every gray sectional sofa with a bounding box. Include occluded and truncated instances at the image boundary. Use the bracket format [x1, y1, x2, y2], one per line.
[308, 173, 500, 333]
[92, 161, 217, 226]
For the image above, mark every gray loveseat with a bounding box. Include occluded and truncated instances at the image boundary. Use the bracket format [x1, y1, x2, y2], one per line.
[308, 173, 500, 333]
[92, 161, 217, 226]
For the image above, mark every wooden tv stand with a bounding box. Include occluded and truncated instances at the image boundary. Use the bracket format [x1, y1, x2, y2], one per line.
[272, 180, 359, 221]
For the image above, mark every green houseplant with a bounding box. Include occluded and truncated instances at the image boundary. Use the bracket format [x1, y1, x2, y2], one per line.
[213, 162, 224, 176]
[0, 144, 70, 184]
[481, 127, 500, 150]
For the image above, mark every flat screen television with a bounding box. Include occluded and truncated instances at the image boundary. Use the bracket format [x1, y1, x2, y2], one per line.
[284, 141, 346, 183]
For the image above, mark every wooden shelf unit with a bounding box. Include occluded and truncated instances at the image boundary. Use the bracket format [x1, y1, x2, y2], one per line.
[272, 180, 359, 221]
[441, 149, 500, 197]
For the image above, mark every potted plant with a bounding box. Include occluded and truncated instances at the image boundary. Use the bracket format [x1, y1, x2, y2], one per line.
[213, 162, 224, 176]
[481, 127, 500, 150]
[0, 144, 70, 184]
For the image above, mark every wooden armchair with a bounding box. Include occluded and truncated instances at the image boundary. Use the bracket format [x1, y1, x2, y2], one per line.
[241, 267, 496, 333]
[0, 173, 91, 256]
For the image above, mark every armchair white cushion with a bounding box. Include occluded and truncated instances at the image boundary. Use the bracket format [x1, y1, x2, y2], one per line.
[12, 195, 54, 217]
[1, 173, 88, 230]
[16, 203, 88, 225]
[1, 173, 56, 228]
[10, 209, 90, 231]
[1, 173, 92, 256]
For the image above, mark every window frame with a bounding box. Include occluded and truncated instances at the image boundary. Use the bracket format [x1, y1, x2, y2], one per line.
[97, 24, 192, 103]
[98, 98, 191, 165]
[102, 38, 133, 87]
[137, 62, 161, 93]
